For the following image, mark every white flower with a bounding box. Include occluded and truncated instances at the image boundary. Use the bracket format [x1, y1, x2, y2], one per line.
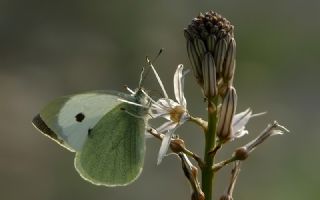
[118, 62, 190, 164]
[231, 108, 266, 140]
[149, 64, 190, 164]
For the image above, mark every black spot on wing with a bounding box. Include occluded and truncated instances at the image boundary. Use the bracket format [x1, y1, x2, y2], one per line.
[32, 114, 64, 145]
[75, 113, 85, 122]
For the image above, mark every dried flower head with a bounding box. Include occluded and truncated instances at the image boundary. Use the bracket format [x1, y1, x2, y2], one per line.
[234, 121, 289, 160]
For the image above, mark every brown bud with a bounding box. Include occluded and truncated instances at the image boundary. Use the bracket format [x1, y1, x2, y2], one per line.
[234, 147, 249, 161]
[170, 138, 185, 154]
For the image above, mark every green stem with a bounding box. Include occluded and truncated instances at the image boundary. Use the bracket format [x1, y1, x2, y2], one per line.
[201, 98, 219, 200]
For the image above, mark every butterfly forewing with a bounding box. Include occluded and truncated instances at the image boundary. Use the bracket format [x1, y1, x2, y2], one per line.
[33, 91, 131, 151]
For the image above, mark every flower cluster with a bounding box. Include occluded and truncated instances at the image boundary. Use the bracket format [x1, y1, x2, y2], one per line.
[184, 11, 251, 143]
[184, 11, 236, 97]
[119, 10, 288, 200]
[147, 12, 260, 163]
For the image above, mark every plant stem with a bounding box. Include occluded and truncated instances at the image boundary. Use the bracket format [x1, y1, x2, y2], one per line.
[201, 98, 219, 200]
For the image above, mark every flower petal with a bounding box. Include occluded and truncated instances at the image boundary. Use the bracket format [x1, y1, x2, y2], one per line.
[150, 111, 171, 120]
[232, 108, 252, 133]
[156, 98, 179, 109]
[232, 129, 248, 139]
[232, 108, 266, 134]
[270, 130, 285, 136]
[174, 64, 187, 107]
[157, 126, 178, 165]
[179, 112, 190, 124]
[148, 60, 169, 99]
[156, 121, 177, 133]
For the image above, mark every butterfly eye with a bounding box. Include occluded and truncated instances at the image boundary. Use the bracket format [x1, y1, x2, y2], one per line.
[75, 113, 85, 122]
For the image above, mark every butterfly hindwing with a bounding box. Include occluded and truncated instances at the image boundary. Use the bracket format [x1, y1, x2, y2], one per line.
[74, 102, 146, 186]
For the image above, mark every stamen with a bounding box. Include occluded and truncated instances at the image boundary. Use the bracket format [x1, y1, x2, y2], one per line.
[251, 112, 267, 118]
[150, 111, 170, 119]
[117, 98, 150, 109]
[124, 85, 135, 94]
[146, 57, 169, 99]
[156, 121, 176, 133]
[141, 89, 171, 112]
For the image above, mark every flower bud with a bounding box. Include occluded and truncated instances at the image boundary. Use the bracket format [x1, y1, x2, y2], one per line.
[233, 147, 249, 161]
[202, 52, 218, 98]
[185, 11, 236, 93]
[186, 38, 203, 85]
[217, 86, 237, 142]
[223, 38, 236, 84]
[207, 34, 217, 53]
[214, 38, 227, 74]
[170, 138, 185, 154]
[194, 37, 207, 60]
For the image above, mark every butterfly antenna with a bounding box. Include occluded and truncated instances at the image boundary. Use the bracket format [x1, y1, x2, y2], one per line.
[152, 48, 164, 63]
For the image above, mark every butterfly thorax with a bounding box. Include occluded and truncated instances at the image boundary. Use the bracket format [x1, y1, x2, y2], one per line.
[132, 88, 151, 114]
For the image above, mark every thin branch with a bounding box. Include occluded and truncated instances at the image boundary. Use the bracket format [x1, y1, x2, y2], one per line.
[227, 161, 241, 196]
[219, 161, 241, 200]
[189, 115, 208, 132]
[208, 143, 222, 157]
[212, 156, 236, 172]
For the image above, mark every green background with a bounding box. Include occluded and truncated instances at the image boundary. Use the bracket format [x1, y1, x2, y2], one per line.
[1, 0, 319, 199]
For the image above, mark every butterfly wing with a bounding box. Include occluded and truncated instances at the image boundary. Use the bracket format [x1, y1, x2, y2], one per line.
[33, 90, 148, 186]
[74, 102, 146, 186]
[32, 91, 129, 152]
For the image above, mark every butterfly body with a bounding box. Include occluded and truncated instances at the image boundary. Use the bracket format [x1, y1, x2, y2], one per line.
[32, 89, 149, 186]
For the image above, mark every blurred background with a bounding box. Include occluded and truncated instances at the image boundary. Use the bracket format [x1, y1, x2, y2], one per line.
[1, 0, 319, 199]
